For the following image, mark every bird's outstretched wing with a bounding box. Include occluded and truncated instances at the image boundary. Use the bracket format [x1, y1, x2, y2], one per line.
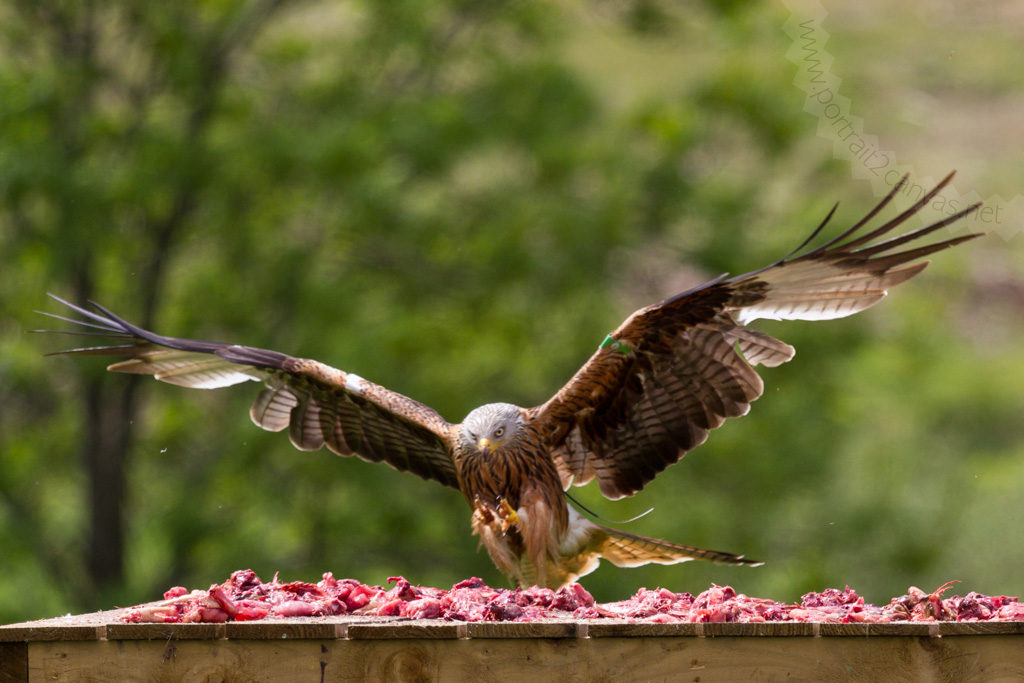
[37, 297, 461, 489]
[528, 172, 983, 500]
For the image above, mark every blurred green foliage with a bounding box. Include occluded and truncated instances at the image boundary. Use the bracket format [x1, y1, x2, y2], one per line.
[1, 0, 1022, 623]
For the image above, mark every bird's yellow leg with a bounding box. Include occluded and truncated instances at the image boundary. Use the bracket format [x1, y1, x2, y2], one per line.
[497, 498, 520, 534]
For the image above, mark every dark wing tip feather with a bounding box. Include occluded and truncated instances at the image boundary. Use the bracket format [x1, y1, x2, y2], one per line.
[45, 293, 125, 331]
[775, 172, 976, 262]
[782, 201, 839, 260]
[42, 344, 143, 358]
[807, 172, 978, 258]
[812, 172, 912, 254]
[36, 295, 140, 355]
[38, 295, 291, 371]
[738, 172, 982, 284]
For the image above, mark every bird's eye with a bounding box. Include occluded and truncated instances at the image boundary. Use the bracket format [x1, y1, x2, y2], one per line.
[493, 427, 504, 438]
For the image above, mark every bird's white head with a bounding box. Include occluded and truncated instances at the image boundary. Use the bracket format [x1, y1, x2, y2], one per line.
[461, 402, 524, 456]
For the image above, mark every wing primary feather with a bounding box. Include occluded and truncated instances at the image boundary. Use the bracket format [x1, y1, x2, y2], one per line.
[46, 294, 124, 330]
[84, 299, 225, 354]
[826, 170, 957, 252]
[35, 308, 123, 333]
[781, 201, 839, 260]
[853, 234, 980, 271]
[737, 175, 910, 282]
[73, 298, 291, 370]
[28, 328, 127, 338]
[844, 203, 983, 259]
[216, 345, 290, 368]
[798, 173, 910, 257]
[43, 343, 142, 357]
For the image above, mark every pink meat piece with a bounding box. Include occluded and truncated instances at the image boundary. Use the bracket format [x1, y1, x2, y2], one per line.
[234, 601, 272, 621]
[119, 572, 1024, 625]
[323, 598, 348, 615]
[996, 602, 1024, 620]
[376, 599, 404, 617]
[229, 569, 263, 593]
[208, 585, 240, 618]
[344, 584, 379, 612]
[484, 598, 523, 621]
[644, 613, 680, 624]
[404, 597, 443, 619]
[386, 576, 423, 601]
[280, 581, 323, 596]
[691, 585, 738, 622]
[272, 600, 317, 617]
[188, 607, 230, 623]
[552, 583, 595, 611]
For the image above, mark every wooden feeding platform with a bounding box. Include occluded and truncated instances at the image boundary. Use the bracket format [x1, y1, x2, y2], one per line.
[3, 609, 1024, 681]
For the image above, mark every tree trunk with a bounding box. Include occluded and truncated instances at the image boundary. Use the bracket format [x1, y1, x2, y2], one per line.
[80, 357, 139, 595]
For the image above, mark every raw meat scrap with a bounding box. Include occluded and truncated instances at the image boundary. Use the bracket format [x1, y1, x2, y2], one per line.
[120, 571, 1023, 625]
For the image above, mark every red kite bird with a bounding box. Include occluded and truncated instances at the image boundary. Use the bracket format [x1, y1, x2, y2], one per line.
[43, 173, 980, 589]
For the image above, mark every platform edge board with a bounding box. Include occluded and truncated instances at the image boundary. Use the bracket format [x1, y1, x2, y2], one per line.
[586, 621, 703, 637]
[345, 620, 464, 640]
[222, 621, 340, 640]
[818, 622, 870, 637]
[0, 624, 105, 643]
[4, 617, 1024, 641]
[938, 621, 1024, 636]
[465, 621, 580, 639]
[703, 621, 820, 637]
[105, 622, 225, 640]
[865, 622, 934, 637]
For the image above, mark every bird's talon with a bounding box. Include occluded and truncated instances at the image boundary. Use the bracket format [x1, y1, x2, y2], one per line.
[497, 498, 520, 533]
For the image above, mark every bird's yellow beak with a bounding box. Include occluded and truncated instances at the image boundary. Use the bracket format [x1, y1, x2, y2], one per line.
[477, 437, 499, 454]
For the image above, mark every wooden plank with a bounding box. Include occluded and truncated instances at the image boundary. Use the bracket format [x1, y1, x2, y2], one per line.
[586, 620, 818, 637]
[106, 623, 224, 640]
[0, 643, 27, 683]
[466, 621, 580, 639]
[0, 608, 123, 642]
[587, 621, 703, 638]
[938, 620, 1024, 636]
[867, 622, 934, 637]
[223, 620, 342, 640]
[345, 620, 464, 640]
[702, 621, 818, 637]
[819, 622, 870, 637]
[0, 624, 104, 643]
[23, 634, 1024, 682]
[3, 609, 1024, 641]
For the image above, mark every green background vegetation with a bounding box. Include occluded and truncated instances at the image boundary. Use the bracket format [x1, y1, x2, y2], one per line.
[2, 0, 1022, 623]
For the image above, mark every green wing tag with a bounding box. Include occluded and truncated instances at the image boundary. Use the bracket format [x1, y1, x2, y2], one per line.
[600, 334, 632, 355]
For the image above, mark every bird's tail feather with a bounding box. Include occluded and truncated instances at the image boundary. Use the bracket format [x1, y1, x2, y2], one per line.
[593, 522, 762, 568]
